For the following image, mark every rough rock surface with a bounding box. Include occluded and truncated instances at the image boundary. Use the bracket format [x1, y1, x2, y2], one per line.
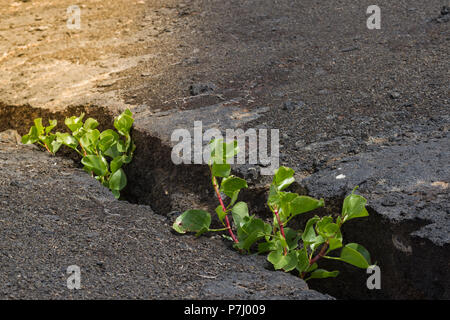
[0, 135, 329, 299]
[300, 128, 449, 299]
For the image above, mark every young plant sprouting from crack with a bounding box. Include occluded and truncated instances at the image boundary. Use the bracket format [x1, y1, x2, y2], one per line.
[21, 109, 136, 199]
[172, 139, 375, 281]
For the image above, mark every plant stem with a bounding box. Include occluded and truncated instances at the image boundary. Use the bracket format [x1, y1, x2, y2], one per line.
[38, 141, 52, 154]
[273, 207, 287, 255]
[301, 240, 329, 279]
[309, 241, 329, 265]
[208, 227, 231, 232]
[212, 175, 239, 244]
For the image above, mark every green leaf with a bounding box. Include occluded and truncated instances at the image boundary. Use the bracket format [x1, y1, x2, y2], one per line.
[220, 176, 248, 198]
[111, 189, 120, 199]
[114, 109, 134, 136]
[104, 144, 121, 159]
[310, 235, 325, 253]
[109, 168, 127, 191]
[273, 166, 295, 191]
[45, 119, 57, 134]
[327, 237, 343, 253]
[236, 217, 271, 251]
[209, 139, 239, 164]
[211, 163, 231, 178]
[81, 155, 108, 176]
[110, 155, 125, 173]
[290, 196, 325, 217]
[172, 210, 211, 235]
[277, 192, 298, 221]
[306, 269, 339, 281]
[65, 113, 85, 132]
[231, 201, 249, 228]
[315, 216, 336, 238]
[302, 216, 319, 244]
[338, 243, 371, 269]
[284, 227, 300, 250]
[34, 118, 45, 135]
[56, 132, 78, 149]
[49, 138, 62, 154]
[80, 129, 100, 152]
[21, 126, 39, 144]
[267, 249, 298, 272]
[342, 188, 369, 222]
[267, 191, 297, 221]
[296, 248, 310, 273]
[84, 118, 99, 130]
[257, 240, 280, 254]
[215, 205, 227, 225]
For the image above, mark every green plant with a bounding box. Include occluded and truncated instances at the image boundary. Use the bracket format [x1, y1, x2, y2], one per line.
[173, 139, 374, 281]
[21, 109, 135, 199]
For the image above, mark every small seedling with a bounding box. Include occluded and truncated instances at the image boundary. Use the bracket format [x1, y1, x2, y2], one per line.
[173, 139, 375, 281]
[22, 109, 135, 199]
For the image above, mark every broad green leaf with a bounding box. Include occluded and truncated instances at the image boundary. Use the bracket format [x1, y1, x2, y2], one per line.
[45, 119, 57, 134]
[114, 109, 134, 135]
[231, 201, 249, 228]
[284, 227, 300, 250]
[110, 156, 125, 173]
[34, 118, 45, 135]
[310, 235, 325, 253]
[302, 216, 319, 243]
[56, 132, 78, 149]
[98, 135, 117, 152]
[327, 237, 343, 254]
[172, 210, 211, 234]
[111, 189, 120, 199]
[65, 113, 85, 132]
[267, 184, 279, 205]
[81, 155, 108, 176]
[220, 176, 248, 198]
[40, 135, 60, 154]
[296, 248, 310, 273]
[342, 188, 369, 222]
[257, 239, 281, 254]
[337, 243, 371, 269]
[306, 269, 339, 281]
[21, 126, 39, 144]
[80, 129, 100, 152]
[267, 249, 298, 271]
[209, 139, 239, 164]
[315, 216, 338, 238]
[237, 217, 271, 251]
[273, 166, 295, 191]
[104, 144, 121, 159]
[109, 168, 127, 191]
[100, 129, 119, 141]
[267, 191, 296, 221]
[49, 139, 62, 154]
[117, 139, 128, 153]
[84, 118, 99, 130]
[211, 163, 231, 177]
[290, 196, 325, 217]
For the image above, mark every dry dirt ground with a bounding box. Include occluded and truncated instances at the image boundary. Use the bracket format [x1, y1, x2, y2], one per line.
[0, 0, 449, 299]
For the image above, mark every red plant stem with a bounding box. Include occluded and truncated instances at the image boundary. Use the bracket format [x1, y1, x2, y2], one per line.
[43, 143, 52, 154]
[212, 176, 239, 244]
[273, 207, 287, 255]
[301, 240, 329, 278]
[310, 241, 329, 265]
